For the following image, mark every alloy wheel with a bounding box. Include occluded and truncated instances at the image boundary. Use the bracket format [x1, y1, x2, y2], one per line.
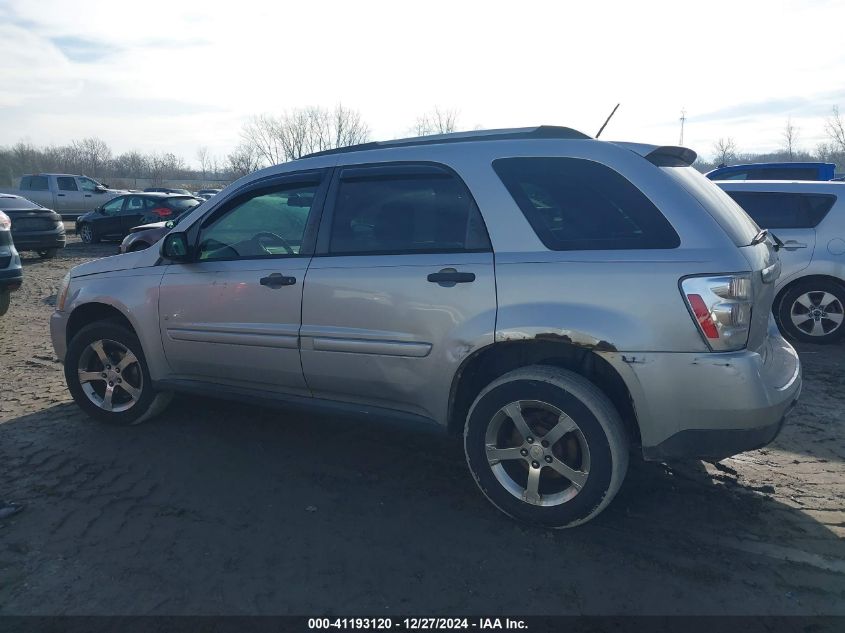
[77, 339, 143, 412]
[790, 291, 844, 337]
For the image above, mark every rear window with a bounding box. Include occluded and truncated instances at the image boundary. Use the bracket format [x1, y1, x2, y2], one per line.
[493, 157, 679, 250]
[0, 197, 39, 209]
[725, 192, 836, 229]
[21, 176, 48, 191]
[165, 198, 201, 211]
[663, 166, 760, 246]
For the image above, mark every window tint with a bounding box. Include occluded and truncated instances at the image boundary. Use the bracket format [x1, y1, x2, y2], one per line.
[726, 192, 836, 229]
[328, 171, 489, 255]
[125, 196, 146, 212]
[78, 177, 98, 192]
[716, 171, 749, 181]
[164, 197, 201, 211]
[198, 183, 317, 261]
[57, 177, 78, 191]
[102, 198, 124, 215]
[494, 158, 679, 250]
[24, 176, 49, 191]
[0, 196, 40, 209]
[747, 168, 818, 181]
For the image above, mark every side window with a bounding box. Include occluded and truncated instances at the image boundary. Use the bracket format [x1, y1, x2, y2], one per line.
[718, 172, 749, 181]
[20, 176, 31, 190]
[198, 182, 318, 261]
[124, 196, 146, 212]
[26, 176, 49, 191]
[327, 169, 489, 255]
[57, 177, 78, 191]
[78, 177, 98, 193]
[493, 157, 680, 250]
[102, 198, 124, 215]
[727, 192, 835, 229]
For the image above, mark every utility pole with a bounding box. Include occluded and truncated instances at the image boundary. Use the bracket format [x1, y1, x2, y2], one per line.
[679, 108, 687, 145]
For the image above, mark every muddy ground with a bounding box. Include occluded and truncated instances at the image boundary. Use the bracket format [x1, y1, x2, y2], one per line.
[0, 230, 843, 615]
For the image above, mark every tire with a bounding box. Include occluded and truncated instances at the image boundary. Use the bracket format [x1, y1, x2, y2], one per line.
[38, 248, 58, 259]
[79, 223, 98, 244]
[0, 290, 10, 317]
[64, 320, 172, 425]
[776, 279, 845, 344]
[464, 365, 629, 529]
[128, 241, 150, 252]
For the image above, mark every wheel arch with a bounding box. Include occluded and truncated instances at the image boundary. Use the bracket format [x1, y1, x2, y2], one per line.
[447, 340, 641, 449]
[775, 273, 845, 311]
[66, 301, 136, 344]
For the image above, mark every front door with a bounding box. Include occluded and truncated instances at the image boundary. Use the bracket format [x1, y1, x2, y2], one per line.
[97, 197, 127, 238]
[300, 163, 497, 421]
[158, 171, 328, 393]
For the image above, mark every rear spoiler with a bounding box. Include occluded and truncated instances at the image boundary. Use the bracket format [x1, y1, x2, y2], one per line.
[645, 146, 697, 167]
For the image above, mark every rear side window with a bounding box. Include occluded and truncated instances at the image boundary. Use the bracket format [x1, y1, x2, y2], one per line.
[328, 169, 490, 255]
[165, 198, 201, 211]
[22, 176, 49, 191]
[748, 168, 818, 181]
[726, 192, 836, 229]
[493, 157, 679, 250]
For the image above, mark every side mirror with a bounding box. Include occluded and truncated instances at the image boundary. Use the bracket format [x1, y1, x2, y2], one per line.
[160, 232, 192, 262]
[95, 184, 108, 193]
[97, 207, 106, 214]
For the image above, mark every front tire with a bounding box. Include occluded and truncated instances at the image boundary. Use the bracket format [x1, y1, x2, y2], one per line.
[38, 248, 58, 259]
[79, 223, 98, 244]
[64, 320, 171, 425]
[464, 366, 629, 528]
[776, 279, 845, 344]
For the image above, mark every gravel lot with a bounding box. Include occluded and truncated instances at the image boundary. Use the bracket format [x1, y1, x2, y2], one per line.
[1, 230, 843, 615]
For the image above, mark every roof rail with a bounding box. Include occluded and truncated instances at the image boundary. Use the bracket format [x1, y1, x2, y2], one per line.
[302, 125, 592, 159]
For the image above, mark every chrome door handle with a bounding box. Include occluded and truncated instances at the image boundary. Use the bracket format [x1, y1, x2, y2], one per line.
[260, 273, 296, 288]
[781, 241, 807, 251]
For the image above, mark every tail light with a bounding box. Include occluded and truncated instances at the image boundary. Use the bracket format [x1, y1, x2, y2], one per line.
[681, 274, 753, 351]
[151, 207, 173, 218]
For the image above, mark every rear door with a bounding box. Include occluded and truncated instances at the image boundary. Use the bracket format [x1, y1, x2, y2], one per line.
[300, 163, 496, 421]
[158, 170, 328, 392]
[120, 195, 148, 232]
[54, 176, 84, 213]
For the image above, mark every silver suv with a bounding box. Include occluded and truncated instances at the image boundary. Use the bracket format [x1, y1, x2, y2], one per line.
[50, 127, 802, 528]
[716, 180, 845, 344]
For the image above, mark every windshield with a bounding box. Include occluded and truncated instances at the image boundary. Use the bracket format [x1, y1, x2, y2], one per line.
[662, 166, 760, 246]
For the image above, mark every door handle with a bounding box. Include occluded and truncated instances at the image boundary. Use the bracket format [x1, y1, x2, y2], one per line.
[781, 241, 807, 251]
[57, 193, 66, 197]
[260, 273, 297, 288]
[84, 194, 92, 197]
[427, 268, 476, 286]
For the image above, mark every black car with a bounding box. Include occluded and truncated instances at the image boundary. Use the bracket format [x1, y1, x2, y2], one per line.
[0, 194, 66, 258]
[75, 193, 201, 243]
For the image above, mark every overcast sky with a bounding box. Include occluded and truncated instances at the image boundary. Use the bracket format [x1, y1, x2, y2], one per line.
[1, 0, 843, 166]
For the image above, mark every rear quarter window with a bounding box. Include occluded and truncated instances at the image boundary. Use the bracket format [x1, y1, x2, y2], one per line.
[725, 192, 836, 229]
[493, 157, 680, 250]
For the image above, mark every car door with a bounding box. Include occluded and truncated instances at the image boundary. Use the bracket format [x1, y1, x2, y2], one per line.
[157, 170, 329, 393]
[120, 195, 148, 232]
[96, 196, 127, 238]
[725, 191, 822, 282]
[300, 163, 497, 421]
[76, 176, 104, 211]
[54, 176, 84, 214]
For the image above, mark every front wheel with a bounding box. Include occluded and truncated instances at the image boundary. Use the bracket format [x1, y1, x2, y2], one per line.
[464, 366, 629, 528]
[64, 321, 172, 425]
[776, 279, 845, 344]
[79, 223, 98, 244]
[38, 248, 58, 259]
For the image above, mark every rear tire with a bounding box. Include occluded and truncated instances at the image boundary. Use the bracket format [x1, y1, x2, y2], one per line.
[38, 248, 58, 259]
[776, 279, 845, 344]
[65, 320, 172, 425]
[0, 290, 10, 317]
[464, 365, 629, 528]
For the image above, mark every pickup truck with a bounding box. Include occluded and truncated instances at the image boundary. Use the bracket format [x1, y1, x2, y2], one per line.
[0, 174, 126, 218]
[706, 162, 837, 181]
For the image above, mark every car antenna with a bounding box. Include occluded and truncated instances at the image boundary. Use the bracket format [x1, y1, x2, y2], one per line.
[595, 103, 620, 138]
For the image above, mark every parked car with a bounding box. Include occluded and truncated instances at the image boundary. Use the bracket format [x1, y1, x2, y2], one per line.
[196, 188, 221, 197]
[119, 217, 184, 253]
[0, 210, 22, 317]
[716, 180, 845, 343]
[0, 194, 66, 258]
[75, 193, 201, 243]
[144, 187, 193, 195]
[0, 174, 126, 217]
[707, 162, 836, 182]
[51, 126, 801, 528]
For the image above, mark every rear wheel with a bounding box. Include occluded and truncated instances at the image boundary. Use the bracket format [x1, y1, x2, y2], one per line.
[38, 248, 58, 259]
[0, 290, 10, 317]
[65, 321, 172, 425]
[777, 279, 845, 344]
[79, 223, 98, 244]
[464, 366, 629, 528]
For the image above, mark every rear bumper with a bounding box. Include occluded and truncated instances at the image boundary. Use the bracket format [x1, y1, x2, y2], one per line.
[11, 227, 66, 251]
[601, 323, 802, 461]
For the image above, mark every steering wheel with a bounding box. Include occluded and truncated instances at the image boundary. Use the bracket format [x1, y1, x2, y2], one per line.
[253, 231, 295, 255]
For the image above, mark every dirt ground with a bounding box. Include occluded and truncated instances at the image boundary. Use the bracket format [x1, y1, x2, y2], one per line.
[1, 229, 843, 616]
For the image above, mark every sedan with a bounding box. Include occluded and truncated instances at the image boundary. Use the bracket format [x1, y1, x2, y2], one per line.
[0, 194, 66, 258]
[75, 193, 200, 243]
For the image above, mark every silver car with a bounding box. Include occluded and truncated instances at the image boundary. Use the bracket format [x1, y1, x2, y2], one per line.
[50, 127, 801, 528]
[716, 180, 845, 344]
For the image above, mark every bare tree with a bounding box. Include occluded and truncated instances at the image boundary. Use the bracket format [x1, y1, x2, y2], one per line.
[227, 143, 262, 178]
[413, 107, 459, 136]
[196, 146, 211, 179]
[72, 137, 112, 178]
[241, 114, 286, 166]
[712, 137, 737, 166]
[148, 152, 186, 185]
[825, 106, 845, 154]
[782, 117, 799, 160]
